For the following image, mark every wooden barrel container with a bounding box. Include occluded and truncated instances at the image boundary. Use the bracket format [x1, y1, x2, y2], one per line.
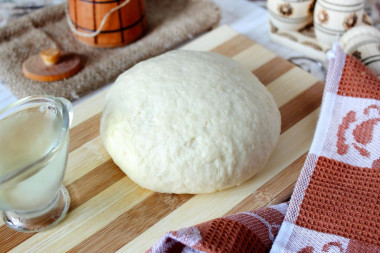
[68, 0, 147, 48]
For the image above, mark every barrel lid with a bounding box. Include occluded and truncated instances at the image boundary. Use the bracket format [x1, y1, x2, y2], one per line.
[22, 49, 81, 82]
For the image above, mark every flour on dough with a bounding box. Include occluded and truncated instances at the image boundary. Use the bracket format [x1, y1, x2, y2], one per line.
[100, 50, 281, 193]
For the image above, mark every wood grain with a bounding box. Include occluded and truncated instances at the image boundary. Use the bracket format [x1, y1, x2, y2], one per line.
[233, 43, 276, 71]
[0, 226, 34, 253]
[225, 152, 307, 215]
[69, 193, 193, 252]
[267, 67, 319, 108]
[1, 25, 324, 252]
[280, 81, 324, 133]
[69, 113, 101, 152]
[211, 34, 255, 57]
[253, 56, 295, 85]
[10, 179, 151, 253]
[67, 159, 125, 211]
[65, 136, 111, 185]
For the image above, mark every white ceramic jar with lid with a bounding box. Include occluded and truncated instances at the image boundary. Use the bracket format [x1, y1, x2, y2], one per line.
[267, 0, 315, 31]
[314, 0, 364, 45]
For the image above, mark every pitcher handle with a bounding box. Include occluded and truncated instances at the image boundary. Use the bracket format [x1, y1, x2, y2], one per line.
[58, 97, 73, 128]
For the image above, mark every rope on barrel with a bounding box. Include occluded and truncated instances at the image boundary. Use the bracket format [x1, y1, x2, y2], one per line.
[65, 0, 131, 38]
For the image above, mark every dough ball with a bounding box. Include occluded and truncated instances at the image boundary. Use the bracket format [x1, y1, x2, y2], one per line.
[100, 50, 281, 194]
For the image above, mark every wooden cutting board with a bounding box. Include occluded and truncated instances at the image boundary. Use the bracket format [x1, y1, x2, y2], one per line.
[0, 25, 324, 252]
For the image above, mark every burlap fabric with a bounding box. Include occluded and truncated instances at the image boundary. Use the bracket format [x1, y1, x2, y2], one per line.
[149, 46, 380, 252]
[0, 0, 220, 101]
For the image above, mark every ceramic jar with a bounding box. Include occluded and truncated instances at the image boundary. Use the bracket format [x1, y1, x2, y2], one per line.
[67, 0, 147, 48]
[267, 0, 315, 31]
[340, 25, 380, 78]
[314, 0, 364, 46]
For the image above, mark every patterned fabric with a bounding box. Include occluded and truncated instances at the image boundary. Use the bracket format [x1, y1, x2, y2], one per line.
[149, 46, 380, 253]
[148, 203, 289, 253]
[271, 45, 380, 252]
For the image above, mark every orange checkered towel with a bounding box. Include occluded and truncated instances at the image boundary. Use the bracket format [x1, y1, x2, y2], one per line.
[148, 45, 380, 252]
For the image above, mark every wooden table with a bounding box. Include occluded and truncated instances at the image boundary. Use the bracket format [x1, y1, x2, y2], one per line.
[0, 25, 323, 252]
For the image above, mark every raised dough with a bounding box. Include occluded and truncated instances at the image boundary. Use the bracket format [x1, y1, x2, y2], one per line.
[100, 50, 281, 193]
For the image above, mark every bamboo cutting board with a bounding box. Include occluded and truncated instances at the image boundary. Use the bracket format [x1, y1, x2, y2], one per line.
[0, 25, 324, 252]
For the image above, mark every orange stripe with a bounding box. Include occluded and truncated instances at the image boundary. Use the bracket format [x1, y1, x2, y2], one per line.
[69, 113, 101, 152]
[67, 193, 193, 252]
[253, 57, 294, 86]
[0, 226, 34, 252]
[211, 34, 255, 57]
[280, 81, 324, 133]
[67, 159, 125, 211]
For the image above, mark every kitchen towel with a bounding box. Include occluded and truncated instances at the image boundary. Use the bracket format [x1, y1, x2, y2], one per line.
[0, 0, 220, 101]
[149, 203, 289, 252]
[148, 45, 380, 252]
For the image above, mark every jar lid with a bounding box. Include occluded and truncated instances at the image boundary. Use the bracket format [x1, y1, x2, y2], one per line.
[340, 25, 380, 51]
[317, 0, 364, 9]
[22, 49, 82, 82]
